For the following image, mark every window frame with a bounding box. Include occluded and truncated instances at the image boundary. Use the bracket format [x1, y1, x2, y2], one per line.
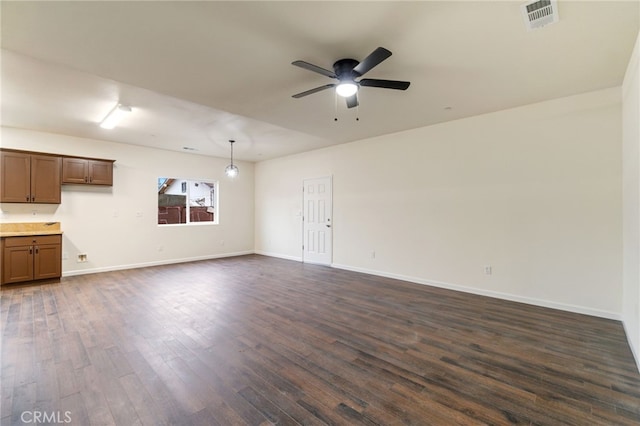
[157, 177, 219, 226]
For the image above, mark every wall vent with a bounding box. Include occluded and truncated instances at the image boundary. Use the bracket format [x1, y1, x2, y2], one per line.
[521, 0, 559, 31]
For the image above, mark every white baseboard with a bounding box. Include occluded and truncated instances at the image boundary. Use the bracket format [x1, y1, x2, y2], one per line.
[62, 250, 255, 277]
[254, 251, 328, 265]
[253, 250, 302, 262]
[61, 250, 635, 371]
[331, 263, 622, 321]
[622, 320, 640, 373]
[62, 250, 640, 371]
[64, 251, 622, 322]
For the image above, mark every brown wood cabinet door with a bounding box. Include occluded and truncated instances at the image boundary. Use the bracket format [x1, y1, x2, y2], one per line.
[2, 235, 62, 285]
[62, 157, 89, 184]
[2, 245, 34, 284]
[0, 151, 31, 203]
[62, 158, 113, 185]
[34, 243, 62, 281]
[88, 160, 113, 185]
[31, 155, 62, 204]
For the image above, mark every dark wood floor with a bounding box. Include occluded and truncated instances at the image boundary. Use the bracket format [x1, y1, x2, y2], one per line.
[2, 254, 640, 425]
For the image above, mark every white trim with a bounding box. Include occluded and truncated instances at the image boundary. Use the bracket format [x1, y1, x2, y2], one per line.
[331, 263, 622, 321]
[62, 250, 254, 277]
[623, 320, 640, 373]
[64, 249, 623, 322]
[302, 259, 331, 266]
[253, 250, 302, 262]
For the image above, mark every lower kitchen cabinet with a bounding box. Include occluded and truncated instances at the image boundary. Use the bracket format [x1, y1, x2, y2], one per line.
[1, 234, 62, 285]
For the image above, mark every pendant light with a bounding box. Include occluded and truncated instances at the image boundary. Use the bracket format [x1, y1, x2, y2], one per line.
[225, 139, 239, 178]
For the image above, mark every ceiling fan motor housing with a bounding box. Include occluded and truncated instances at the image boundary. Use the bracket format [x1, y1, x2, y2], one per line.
[333, 59, 360, 79]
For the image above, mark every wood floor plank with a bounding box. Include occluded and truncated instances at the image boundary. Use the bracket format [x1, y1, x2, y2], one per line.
[2, 254, 640, 425]
[0, 371, 14, 422]
[119, 372, 168, 426]
[237, 386, 300, 426]
[120, 349, 188, 425]
[8, 382, 36, 426]
[34, 358, 60, 412]
[59, 391, 89, 426]
[55, 359, 80, 400]
[148, 357, 207, 416]
[78, 365, 117, 426]
[193, 344, 286, 425]
[99, 375, 142, 426]
[186, 407, 223, 426]
[180, 355, 250, 425]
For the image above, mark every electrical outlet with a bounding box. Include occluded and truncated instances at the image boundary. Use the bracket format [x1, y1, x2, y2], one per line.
[484, 265, 492, 275]
[77, 254, 88, 263]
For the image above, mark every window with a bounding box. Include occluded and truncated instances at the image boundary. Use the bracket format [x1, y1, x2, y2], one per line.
[157, 178, 218, 225]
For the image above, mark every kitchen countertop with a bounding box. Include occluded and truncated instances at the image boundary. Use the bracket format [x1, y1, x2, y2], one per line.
[0, 222, 63, 237]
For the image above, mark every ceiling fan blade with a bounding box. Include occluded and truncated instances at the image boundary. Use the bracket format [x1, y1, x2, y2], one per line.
[352, 47, 392, 76]
[292, 84, 336, 98]
[359, 79, 410, 90]
[292, 60, 337, 79]
[346, 94, 358, 109]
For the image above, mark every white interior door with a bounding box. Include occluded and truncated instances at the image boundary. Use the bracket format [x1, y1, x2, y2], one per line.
[303, 177, 332, 265]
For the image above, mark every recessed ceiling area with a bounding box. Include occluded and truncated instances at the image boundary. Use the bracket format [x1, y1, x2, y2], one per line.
[1, 1, 638, 161]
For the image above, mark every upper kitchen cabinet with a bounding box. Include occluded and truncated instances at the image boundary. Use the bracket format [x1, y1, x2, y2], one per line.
[62, 157, 114, 185]
[0, 150, 62, 204]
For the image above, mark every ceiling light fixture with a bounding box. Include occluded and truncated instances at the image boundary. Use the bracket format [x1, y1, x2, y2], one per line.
[225, 139, 239, 178]
[335, 81, 358, 98]
[100, 103, 132, 129]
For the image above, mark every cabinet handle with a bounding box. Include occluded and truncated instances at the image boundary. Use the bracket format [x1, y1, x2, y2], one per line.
[85, 176, 88, 183]
[29, 247, 33, 255]
[35, 246, 39, 254]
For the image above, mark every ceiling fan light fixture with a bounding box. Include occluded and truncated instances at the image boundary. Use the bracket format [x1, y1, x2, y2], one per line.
[225, 139, 239, 178]
[99, 103, 132, 129]
[336, 81, 358, 98]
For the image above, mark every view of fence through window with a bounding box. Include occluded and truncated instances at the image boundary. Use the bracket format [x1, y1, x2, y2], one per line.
[157, 178, 218, 225]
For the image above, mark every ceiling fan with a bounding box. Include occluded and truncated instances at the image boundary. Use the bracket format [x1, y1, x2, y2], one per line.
[291, 47, 410, 109]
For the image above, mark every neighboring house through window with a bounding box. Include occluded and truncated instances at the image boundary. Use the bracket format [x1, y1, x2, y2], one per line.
[158, 177, 218, 225]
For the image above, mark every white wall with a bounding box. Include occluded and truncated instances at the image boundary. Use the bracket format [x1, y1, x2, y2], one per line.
[256, 88, 623, 319]
[623, 32, 640, 368]
[1, 127, 254, 275]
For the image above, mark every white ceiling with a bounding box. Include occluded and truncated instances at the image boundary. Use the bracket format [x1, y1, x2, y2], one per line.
[1, 1, 638, 162]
